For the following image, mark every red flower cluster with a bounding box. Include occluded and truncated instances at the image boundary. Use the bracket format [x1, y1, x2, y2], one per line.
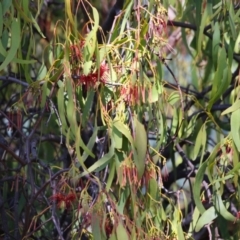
[77, 63, 108, 87]
[50, 192, 76, 209]
[70, 41, 85, 61]
[70, 40, 109, 88]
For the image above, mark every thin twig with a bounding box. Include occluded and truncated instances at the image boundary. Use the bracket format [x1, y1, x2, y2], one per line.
[0, 142, 25, 165]
[206, 223, 213, 240]
[0, 76, 29, 87]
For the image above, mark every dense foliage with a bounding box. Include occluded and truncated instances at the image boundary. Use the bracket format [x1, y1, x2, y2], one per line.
[0, 0, 240, 239]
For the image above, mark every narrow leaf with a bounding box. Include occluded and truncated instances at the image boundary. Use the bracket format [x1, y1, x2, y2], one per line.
[0, 19, 20, 71]
[134, 117, 147, 178]
[116, 222, 129, 240]
[231, 109, 240, 151]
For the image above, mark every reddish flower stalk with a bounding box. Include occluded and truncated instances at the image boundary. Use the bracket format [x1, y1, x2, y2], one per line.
[50, 192, 77, 209]
[142, 162, 157, 189]
[117, 154, 139, 188]
[7, 109, 22, 132]
[120, 84, 140, 105]
[70, 41, 85, 61]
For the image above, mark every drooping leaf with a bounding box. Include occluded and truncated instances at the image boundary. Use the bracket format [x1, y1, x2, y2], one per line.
[112, 126, 123, 149]
[231, 109, 240, 152]
[82, 88, 95, 126]
[212, 22, 220, 69]
[221, 99, 240, 115]
[167, 92, 180, 106]
[0, 4, 3, 34]
[92, 212, 102, 240]
[133, 116, 147, 178]
[195, 206, 217, 232]
[193, 142, 221, 214]
[79, 141, 115, 177]
[193, 123, 206, 160]
[116, 222, 129, 240]
[214, 193, 235, 221]
[2, 0, 12, 15]
[197, 6, 208, 55]
[0, 18, 21, 71]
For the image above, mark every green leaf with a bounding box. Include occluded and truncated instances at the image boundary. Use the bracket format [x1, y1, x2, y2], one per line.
[37, 64, 47, 81]
[214, 194, 235, 221]
[193, 161, 208, 214]
[112, 126, 123, 149]
[79, 141, 115, 177]
[0, 18, 21, 71]
[0, 4, 3, 35]
[83, 61, 92, 76]
[66, 79, 77, 129]
[30, 13, 45, 38]
[113, 120, 134, 145]
[212, 22, 220, 69]
[84, 7, 99, 60]
[171, 108, 182, 137]
[189, 207, 200, 233]
[208, 48, 227, 109]
[193, 142, 220, 214]
[193, 124, 206, 160]
[231, 109, 240, 152]
[82, 88, 95, 126]
[195, 206, 217, 232]
[228, 3, 237, 40]
[120, 1, 133, 36]
[22, 0, 30, 18]
[148, 179, 158, 208]
[92, 6, 99, 31]
[172, 207, 185, 240]
[221, 99, 240, 115]
[177, 222, 185, 240]
[82, 126, 98, 162]
[12, 58, 36, 64]
[65, 0, 74, 26]
[185, 114, 198, 138]
[133, 117, 147, 178]
[149, 84, 158, 103]
[197, 6, 208, 55]
[167, 92, 180, 106]
[0, 28, 8, 56]
[2, 0, 12, 15]
[116, 222, 129, 240]
[106, 160, 116, 191]
[75, 126, 95, 171]
[109, 233, 117, 240]
[57, 85, 68, 135]
[117, 187, 130, 215]
[92, 213, 102, 240]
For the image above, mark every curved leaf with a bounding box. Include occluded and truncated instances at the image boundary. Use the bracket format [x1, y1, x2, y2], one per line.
[195, 206, 217, 232]
[0, 18, 20, 71]
[133, 117, 147, 178]
[116, 222, 129, 240]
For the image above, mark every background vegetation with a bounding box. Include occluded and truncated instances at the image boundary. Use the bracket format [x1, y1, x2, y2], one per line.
[0, 0, 240, 239]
